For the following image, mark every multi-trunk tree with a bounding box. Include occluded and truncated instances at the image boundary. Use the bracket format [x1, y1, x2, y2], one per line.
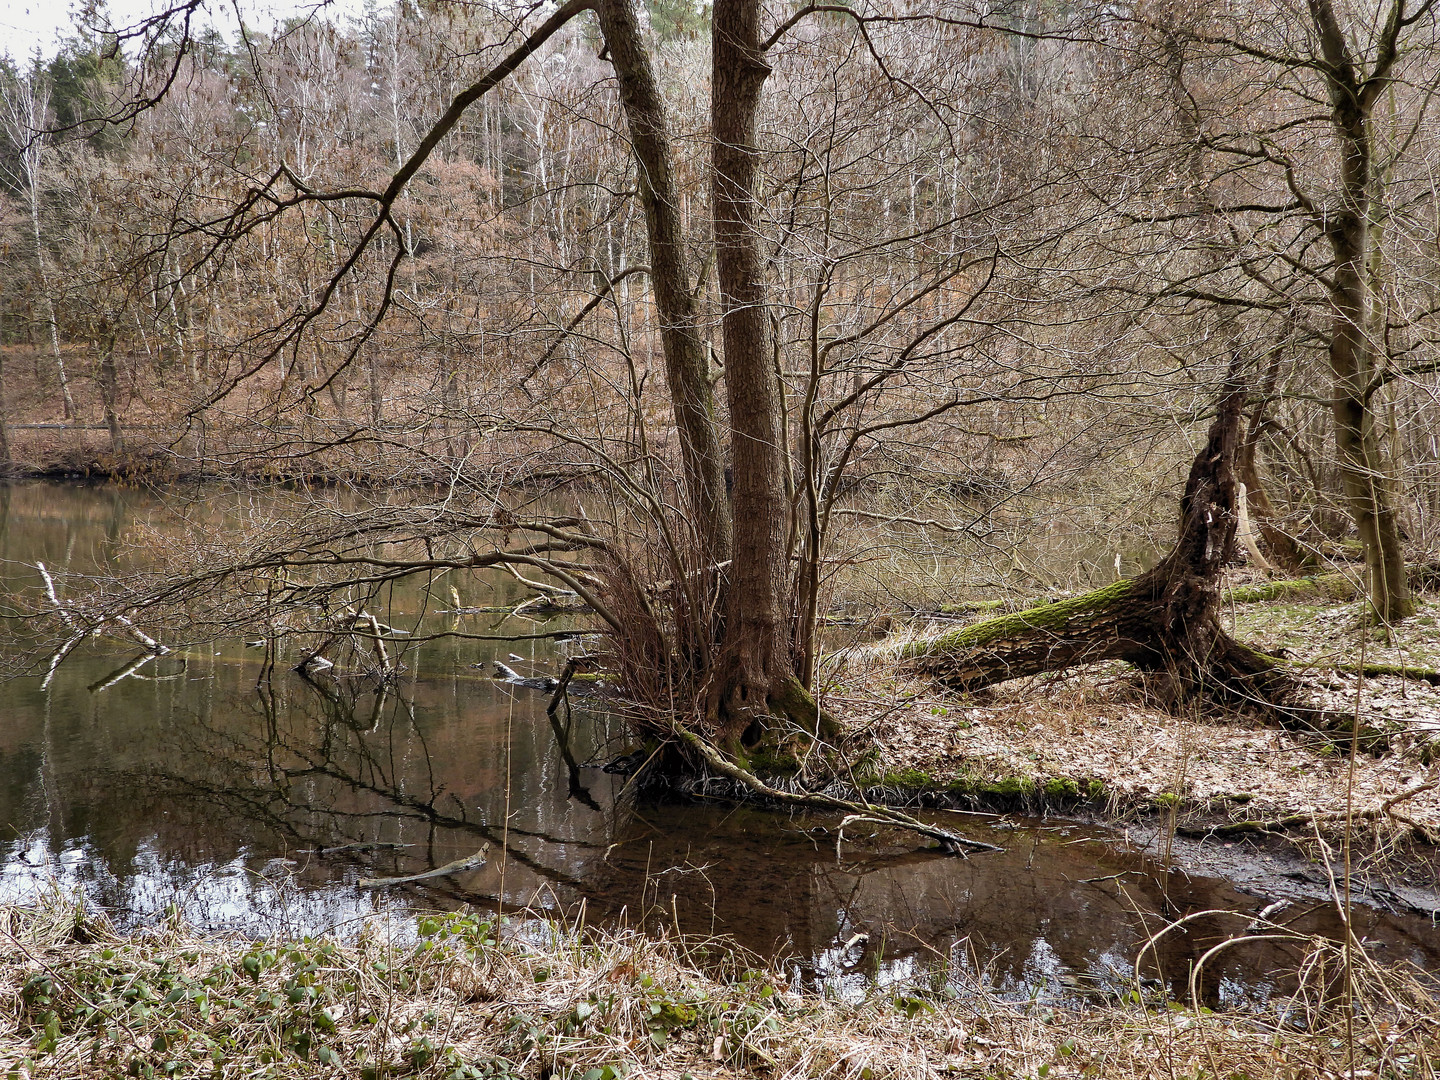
[19, 0, 982, 754]
[15, 0, 1440, 773]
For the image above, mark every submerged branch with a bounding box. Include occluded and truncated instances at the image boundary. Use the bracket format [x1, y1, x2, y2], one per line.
[670, 727, 1003, 855]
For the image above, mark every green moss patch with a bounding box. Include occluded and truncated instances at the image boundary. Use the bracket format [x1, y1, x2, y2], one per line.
[900, 580, 1134, 661]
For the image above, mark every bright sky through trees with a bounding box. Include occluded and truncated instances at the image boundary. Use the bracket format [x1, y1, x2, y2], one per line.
[1, 0, 369, 60]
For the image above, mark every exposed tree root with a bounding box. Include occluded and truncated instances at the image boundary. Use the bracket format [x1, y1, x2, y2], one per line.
[669, 726, 1004, 855]
[902, 380, 1291, 710]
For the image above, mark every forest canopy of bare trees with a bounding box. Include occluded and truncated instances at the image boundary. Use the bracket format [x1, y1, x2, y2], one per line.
[3, 0, 1440, 757]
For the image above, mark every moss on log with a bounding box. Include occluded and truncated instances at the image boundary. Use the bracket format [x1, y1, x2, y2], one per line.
[1334, 662, 1440, 686]
[900, 581, 1134, 663]
[912, 560, 1435, 627]
[934, 599, 1006, 616]
[1223, 561, 1440, 606]
[902, 574, 1279, 697]
[901, 377, 1288, 705]
[1224, 574, 1360, 604]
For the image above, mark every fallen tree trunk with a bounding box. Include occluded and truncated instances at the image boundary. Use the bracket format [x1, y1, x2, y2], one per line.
[903, 380, 1290, 703]
[1224, 561, 1440, 604]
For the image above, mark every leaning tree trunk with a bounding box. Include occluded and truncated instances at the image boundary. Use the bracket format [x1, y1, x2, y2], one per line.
[903, 382, 1288, 702]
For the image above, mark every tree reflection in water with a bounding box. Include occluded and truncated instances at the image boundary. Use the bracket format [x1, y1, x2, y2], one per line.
[40, 672, 1425, 1008]
[5, 484, 1438, 1006]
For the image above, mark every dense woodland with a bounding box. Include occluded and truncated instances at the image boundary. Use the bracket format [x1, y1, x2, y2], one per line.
[3, 0, 1440, 758]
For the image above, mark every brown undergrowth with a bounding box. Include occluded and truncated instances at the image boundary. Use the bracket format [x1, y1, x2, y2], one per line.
[1, 893, 1436, 1080]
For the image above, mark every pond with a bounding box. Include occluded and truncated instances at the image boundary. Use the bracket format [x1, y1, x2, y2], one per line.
[1, 481, 1437, 1007]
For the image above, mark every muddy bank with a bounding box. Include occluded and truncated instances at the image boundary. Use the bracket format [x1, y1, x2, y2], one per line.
[643, 760, 1440, 924]
[807, 586, 1440, 918]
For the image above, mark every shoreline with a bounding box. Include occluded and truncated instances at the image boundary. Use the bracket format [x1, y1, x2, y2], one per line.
[5, 473, 1438, 919]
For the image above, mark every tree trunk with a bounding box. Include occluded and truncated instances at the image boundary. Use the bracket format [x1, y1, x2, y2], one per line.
[0, 350, 11, 468]
[904, 383, 1287, 703]
[597, 0, 732, 572]
[1236, 348, 1315, 574]
[1327, 227, 1412, 622]
[5, 72, 76, 421]
[98, 329, 123, 456]
[1310, 0, 1413, 622]
[35, 232, 76, 422]
[712, 0, 804, 737]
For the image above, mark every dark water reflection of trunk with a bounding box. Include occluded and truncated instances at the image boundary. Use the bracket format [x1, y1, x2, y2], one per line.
[1, 481, 1437, 1008]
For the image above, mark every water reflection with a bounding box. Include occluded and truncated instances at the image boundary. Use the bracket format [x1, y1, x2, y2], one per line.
[2, 481, 1438, 1008]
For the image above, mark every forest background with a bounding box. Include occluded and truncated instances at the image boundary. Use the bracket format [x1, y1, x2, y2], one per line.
[3, 0, 1440, 753]
[4, 3, 1440, 1076]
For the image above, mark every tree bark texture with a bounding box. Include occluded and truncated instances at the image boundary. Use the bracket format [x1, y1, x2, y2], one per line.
[0, 350, 10, 467]
[597, 0, 732, 570]
[1310, 0, 1414, 621]
[1236, 346, 1315, 574]
[712, 0, 794, 731]
[904, 385, 1286, 701]
[99, 332, 123, 455]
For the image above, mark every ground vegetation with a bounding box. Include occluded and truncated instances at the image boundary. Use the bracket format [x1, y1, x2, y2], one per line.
[2, 894, 1437, 1080]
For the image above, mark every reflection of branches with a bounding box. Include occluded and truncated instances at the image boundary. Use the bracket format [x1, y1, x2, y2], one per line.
[16, 509, 621, 670]
[134, 676, 607, 904]
[276, 677, 605, 849]
[546, 662, 602, 811]
[86, 652, 188, 693]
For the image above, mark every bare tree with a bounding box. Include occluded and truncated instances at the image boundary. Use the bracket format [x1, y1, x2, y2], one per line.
[27, 0, 1440, 795]
[1095, 0, 1440, 620]
[1, 61, 77, 419]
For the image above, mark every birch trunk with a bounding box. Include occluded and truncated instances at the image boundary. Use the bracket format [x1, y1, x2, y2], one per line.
[3, 74, 76, 419]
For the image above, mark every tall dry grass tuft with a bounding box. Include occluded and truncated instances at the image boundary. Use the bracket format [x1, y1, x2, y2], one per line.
[577, 463, 731, 742]
[595, 544, 721, 737]
[2, 890, 1436, 1080]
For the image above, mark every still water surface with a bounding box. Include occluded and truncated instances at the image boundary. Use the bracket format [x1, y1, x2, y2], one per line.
[1, 482, 1437, 1005]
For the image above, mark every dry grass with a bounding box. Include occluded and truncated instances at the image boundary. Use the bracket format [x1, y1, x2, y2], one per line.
[2, 891, 1435, 1079]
